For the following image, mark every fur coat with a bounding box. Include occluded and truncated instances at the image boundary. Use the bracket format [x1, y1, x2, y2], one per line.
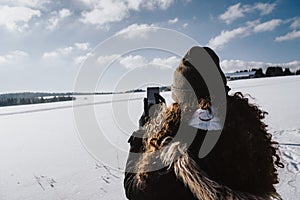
[124, 128, 282, 200]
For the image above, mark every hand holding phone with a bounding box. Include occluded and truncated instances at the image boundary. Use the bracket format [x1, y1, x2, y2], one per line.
[139, 87, 165, 128]
[147, 87, 160, 106]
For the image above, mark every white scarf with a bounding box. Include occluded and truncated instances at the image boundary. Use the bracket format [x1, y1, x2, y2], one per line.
[188, 107, 222, 131]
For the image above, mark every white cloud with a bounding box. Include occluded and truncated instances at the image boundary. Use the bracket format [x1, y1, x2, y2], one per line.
[59, 9, 72, 18]
[47, 18, 59, 31]
[119, 55, 147, 69]
[209, 19, 282, 49]
[42, 46, 73, 59]
[42, 51, 58, 59]
[126, 0, 143, 10]
[275, 30, 300, 42]
[97, 54, 120, 66]
[42, 42, 90, 60]
[80, 0, 128, 26]
[221, 59, 300, 72]
[115, 23, 157, 39]
[74, 53, 93, 65]
[151, 56, 179, 68]
[208, 25, 250, 49]
[58, 46, 73, 55]
[273, 18, 300, 42]
[76, 0, 94, 7]
[219, 3, 246, 24]
[75, 42, 90, 51]
[0, 50, 29, 64]
[182, 23, 188, 28]
[119, 55, 179, 69]
[47, 8, 72, 31]
[168, 17, 178, 24]
[219, 2, 276, 24]
[77, 0, 174, 10]
[254, 3, 276, 15]
[143, 0, 174, 10]
[221, 59, 266, 72]
[0, 0, 50, 9]
[290, 18, 300, 30]
[0, 6, 41, 31]
[80, 0, 174, 27]
[253, 19, 282, 33]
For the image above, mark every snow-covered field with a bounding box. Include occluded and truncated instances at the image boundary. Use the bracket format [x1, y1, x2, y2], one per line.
[0, 76, 299, 200]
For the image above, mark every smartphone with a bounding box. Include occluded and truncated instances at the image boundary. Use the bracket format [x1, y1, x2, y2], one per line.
[147, 87, 159, 106]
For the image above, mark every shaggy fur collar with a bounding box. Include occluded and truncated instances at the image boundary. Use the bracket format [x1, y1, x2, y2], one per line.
[159, 142, 282, 200]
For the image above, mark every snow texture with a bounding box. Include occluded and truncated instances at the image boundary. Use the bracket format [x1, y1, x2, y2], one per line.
[0, 76, 299, 199]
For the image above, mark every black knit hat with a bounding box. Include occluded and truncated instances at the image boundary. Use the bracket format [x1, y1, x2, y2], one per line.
[172, 46, 230, 104]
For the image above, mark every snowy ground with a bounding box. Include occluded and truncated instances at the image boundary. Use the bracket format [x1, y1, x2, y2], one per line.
[0, 76, 299, 199]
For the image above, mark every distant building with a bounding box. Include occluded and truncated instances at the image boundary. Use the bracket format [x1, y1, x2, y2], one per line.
[225, 71, 257, 81]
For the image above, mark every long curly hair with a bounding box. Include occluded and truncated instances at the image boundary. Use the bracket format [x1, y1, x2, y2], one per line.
[135, 51, 284, 196]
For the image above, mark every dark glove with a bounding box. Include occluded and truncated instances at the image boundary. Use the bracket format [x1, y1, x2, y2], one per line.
[154, 93, 166, 104]
[139, 94, 165, 127]
[139, 98, 150, 127]
[127, 129, 146, 153]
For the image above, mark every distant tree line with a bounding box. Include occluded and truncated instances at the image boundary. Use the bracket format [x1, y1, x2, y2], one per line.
[0, 94, 75, 107]
[235, 66, 300, 78]
[125, 89, 145, 93]
[264, 66, 294, 77]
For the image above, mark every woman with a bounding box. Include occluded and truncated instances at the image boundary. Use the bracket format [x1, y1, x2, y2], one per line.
[124, 46, 283, 200]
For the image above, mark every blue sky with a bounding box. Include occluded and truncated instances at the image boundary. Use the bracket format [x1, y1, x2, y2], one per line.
[0, 0, 300, 92]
